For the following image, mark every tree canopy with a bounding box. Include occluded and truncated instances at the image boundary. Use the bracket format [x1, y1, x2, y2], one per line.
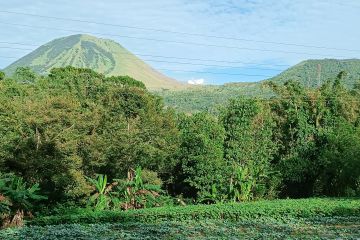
[1, 67, 360, 218]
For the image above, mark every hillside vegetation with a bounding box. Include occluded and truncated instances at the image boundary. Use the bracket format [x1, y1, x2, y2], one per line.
[268, 59, 360, 88]
[157, 82, 269, 113]
[159, 59, 360, 112]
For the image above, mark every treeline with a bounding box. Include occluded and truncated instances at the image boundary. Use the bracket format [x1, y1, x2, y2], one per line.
[1, 67, 360, 223]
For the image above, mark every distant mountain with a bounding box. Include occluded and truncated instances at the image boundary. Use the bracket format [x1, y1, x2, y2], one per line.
[159, 59, 360, 112]
[267, 59, 360, 88]
[4, 34, 184, 90]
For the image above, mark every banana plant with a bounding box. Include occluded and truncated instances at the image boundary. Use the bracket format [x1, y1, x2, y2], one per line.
[229, 165, 256, 202]
[86, 174, 110, 211]
[198, 184, 227, 204]
[0, 175, 46, 210]
[0, 174, 47, 227]
[112, 167, 165, 210]
[134, 167, 144, 190]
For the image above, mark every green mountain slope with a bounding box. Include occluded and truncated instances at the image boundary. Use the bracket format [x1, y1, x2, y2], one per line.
[267, 59, 360, 88]
[159, 59, 360, 112]
[4, 34, 184, 90]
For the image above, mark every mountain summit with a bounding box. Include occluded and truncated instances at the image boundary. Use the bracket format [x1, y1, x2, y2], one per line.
[4, 34, 183, 90]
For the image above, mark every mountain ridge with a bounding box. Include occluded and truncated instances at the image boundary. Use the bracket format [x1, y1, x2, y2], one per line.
[265, 58, 360, 87]
[4, 35, 360, 92]
[158, 58, 360, 112]
[4, 34, 184, 90]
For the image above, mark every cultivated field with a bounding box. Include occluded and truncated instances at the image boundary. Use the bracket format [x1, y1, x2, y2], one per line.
[1, 198, 360, 239]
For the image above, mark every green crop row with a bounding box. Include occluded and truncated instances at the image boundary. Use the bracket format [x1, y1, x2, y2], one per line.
[31, 198, 360, 226]
[3, 217, 360, 240]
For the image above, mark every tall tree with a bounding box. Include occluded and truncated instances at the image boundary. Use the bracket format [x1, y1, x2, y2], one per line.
[222, 98, 278, 199]
[175, 112, 226, 199]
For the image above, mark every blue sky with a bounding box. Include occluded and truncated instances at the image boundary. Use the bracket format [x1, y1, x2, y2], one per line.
[0, 0, 360, 85]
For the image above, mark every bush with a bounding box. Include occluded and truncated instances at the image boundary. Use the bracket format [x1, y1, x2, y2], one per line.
[141, 169, 163, 186]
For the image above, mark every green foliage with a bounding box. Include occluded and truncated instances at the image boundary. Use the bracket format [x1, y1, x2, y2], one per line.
[112, 167, 171, 210]
[316, 121, 360, 196]
[13, 67, 37, 83]
[0, 174, 46, 212]
[0, 174, 46, 227]
[87, 175, 108, 196]
[270, 75, 360, 197]
[0, 71, 5, 81]
[1, 64, 360, 224]
[106, 76, 146, 89]
[268, 59, 360, 88]
[86, 175, 110, 211]
[176, 112, 227, 199]
[0, 67, 179, 203]
[198, 184, 228, 204]
[158, 59, 360, 113]
[222, 98, 279, 200]
[157, 82, 269, 113]
[229, 165, 256, 202]
[270, 80, 319, 195]
[3, 216, 360, 239]
[84, 168, 171, 212]
[0, 194, 11, 217]
[140, 169, 163, 186]
[29, 198, 360, 226]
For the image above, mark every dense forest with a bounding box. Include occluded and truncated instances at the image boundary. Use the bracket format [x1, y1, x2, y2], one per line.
[1, 66, 360, 227]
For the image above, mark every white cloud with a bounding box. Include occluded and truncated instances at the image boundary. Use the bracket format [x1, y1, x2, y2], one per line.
[188, 78, 205, 85]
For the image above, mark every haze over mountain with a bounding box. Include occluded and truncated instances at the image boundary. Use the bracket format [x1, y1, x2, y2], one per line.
[3, 34, 184, 90]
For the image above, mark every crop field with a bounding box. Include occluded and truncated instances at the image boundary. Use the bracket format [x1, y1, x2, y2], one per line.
[28, 198, 360, 225]
[1, 217, 360, 239]
[1, 198, 360, 239]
